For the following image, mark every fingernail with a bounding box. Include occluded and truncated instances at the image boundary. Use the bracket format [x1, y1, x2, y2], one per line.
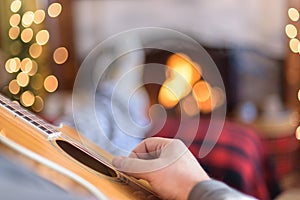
[112, 156, 124, 168]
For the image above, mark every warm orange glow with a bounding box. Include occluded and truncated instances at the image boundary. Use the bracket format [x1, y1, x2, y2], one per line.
[192, 81, 211, 103]
[9, 14, 21, 27]
[44, 75, 58, 92]
[182, 95, 199, 116]
[158, 81, 182, 108]
[53, 47, 69, 64]
[48, 3, 62, 18]
[9, 80, 20, 95]
[190, 62, 202, 85]
[10, 0, 22, 13]
[8, 26, 20, 40]
[17, 72, 30, 87]
[34, 9, 45, 24]
[36, 30, 50, 45]
[197, 96, 213, 113]
[289, 38, 300, 53]
[32, 96, 44, 112]
[167, 53, 190, 69]
[166, 53, 196, 85]
[20, 91, 35, 107]
[286, 24, 298, 39]
[288, 8, 300, 22]
[159, 53, 203, 109]
[298, 89, 300, 102]
[21, 28, 33, 43]
[21, 58, 32, 73]
[296, 126, 300, 140]
[22, 11, 34, 27]
[29, 43, 43, 58]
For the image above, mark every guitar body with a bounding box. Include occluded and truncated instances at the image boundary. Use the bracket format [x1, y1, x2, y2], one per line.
[0, 95, 159, 200]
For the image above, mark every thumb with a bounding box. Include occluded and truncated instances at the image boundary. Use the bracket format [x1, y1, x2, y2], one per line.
[112, 156, 154, 173]
[111, 156, 125, 169]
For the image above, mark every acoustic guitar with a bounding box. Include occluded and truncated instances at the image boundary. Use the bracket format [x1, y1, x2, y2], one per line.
[0, 93, 159, 200]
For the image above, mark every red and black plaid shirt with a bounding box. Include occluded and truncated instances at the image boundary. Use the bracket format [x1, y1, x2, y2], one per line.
[150, 117, 281, 200]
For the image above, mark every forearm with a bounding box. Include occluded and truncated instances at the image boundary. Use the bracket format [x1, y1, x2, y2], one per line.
[188, 180, 257, 200]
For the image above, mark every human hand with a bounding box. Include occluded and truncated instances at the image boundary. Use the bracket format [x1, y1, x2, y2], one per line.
[112, 137, 210, 200]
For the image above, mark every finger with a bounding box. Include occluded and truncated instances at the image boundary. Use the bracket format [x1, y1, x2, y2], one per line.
[112, 139, 188, 174]
[130, 137, 173, 159]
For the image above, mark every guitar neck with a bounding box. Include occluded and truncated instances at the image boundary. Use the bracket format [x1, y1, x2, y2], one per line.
[0, 94, 61, 140]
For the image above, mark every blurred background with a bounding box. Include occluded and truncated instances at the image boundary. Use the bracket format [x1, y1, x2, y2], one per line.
[0, 0, 299, 199]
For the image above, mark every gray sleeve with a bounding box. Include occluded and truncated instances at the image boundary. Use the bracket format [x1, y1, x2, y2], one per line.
[188, 180, 257, 200]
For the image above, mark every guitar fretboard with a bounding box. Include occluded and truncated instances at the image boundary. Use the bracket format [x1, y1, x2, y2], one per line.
[0, 94, 61, 139]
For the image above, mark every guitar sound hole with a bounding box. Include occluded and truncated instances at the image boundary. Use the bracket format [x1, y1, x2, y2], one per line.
[56, 140, 117, 177]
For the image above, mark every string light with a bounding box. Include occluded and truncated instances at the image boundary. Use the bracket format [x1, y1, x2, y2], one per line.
[3, 1, 68, 112]
[286, 7, 300, 54]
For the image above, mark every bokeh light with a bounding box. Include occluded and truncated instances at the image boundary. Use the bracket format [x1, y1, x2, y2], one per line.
[10, 0, 22, 13]
[286, 24, 298, 39]
[53, 47, 69, 64]
[192, 80, 211, 103]
[34, 9, 45, 24]
[288, 7, 300, 22]
[36, 30, 50, 45]
[22, 11, 34, 27]
[29, 43, 43, 58]
[32, 96, 44, 112]
[8, 79, 20, 95]
[16, 72, 30, 87]
[21, 58, 32, 73]
[48, 3, 62, 18]
[20, 91, 35, 107]
[8, 26, 20, 40]
[44, 75, 58, 92]
[289, 38, 300, 53]
[28, 60, 38, 76]
[21, 28, 33, 43]
[9, 14, 21, 27]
